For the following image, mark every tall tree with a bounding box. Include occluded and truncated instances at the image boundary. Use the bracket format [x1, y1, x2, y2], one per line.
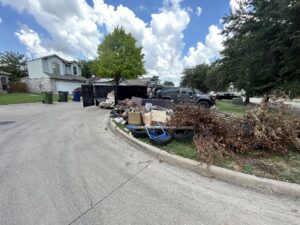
[220, 0, 300, 101]
[181, 64, 210, 93]
[93, 27, 146, 103]
[163, 81, 175, 86]
[205, 61, 228, 92]
[79, 60, 94, 78]
[0, 51, 27, 81]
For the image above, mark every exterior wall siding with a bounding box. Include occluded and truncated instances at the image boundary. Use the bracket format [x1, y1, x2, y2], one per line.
[42, 59, 49, 73]
[20, 77, 54, 93]
[66, 65, 71, 75]
[27, 59, 47, 78]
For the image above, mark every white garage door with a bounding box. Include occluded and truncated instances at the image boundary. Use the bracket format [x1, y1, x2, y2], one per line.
[55, 81, 83, 94]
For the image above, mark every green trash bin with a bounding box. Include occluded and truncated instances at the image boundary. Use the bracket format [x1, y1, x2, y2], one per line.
[58, 91, 68, 102]
[42, 91, 53, 104]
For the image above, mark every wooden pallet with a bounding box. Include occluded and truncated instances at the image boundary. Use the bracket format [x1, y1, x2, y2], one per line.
[129, 125, 194, 130]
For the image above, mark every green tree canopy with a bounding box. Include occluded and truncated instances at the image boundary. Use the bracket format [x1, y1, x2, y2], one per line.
[79, 60, 94, 78]
[220, 0, 300, 99]
[181, 64, 211, 93]
[0, 51, 27, 81]
[205, 61, 229, 92]
[93, 27, 146, 84]
[163, 81, 175, 86]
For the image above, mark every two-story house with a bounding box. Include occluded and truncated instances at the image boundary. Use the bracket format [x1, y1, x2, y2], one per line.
[23, 54, 87, 94]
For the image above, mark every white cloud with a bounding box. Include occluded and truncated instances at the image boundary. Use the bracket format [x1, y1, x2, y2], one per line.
[196, 7, 202, 16]
[230, 0, 248, 13]
[93, 0, 190, 83]
[15, 26, 73, 60]
[184, 25, 225, 67]
[0, 17, 2, 23]
[186, 7, 193, 13]
[0, 0, 100, 59]
[0, 0, 225, 84]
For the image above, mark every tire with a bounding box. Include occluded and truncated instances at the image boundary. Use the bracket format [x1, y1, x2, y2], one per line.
[173, 129, 194, 141]
[197, 100, 211, 108]
[110, 109, 120, 118]
[130, 129, 148, 138]
[149, 131, 173, 145]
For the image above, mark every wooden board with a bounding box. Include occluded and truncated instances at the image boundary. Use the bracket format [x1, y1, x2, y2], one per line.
[131, 126, 194, 130]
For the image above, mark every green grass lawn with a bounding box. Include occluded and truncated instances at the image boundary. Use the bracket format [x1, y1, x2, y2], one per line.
[0, 92, 71, 105]
[139, 137, 198, 160]
[216, 99, 247, 115]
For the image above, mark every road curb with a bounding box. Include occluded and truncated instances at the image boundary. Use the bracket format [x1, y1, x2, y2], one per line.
[109, 119, 300, 199]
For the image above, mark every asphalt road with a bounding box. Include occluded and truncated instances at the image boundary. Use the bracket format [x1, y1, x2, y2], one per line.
[0, 102, 299, 225]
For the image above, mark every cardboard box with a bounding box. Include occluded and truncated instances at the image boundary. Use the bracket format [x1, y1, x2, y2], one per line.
[142, 112, 151, 126]
[151, 110, 167, 125]
[128, 112, 142, 125]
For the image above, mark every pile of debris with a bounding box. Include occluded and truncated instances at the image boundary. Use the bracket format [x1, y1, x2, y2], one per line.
[109, 96, 194, 145]
[99, 91, 115, 109]
[168, 104, 300, 164]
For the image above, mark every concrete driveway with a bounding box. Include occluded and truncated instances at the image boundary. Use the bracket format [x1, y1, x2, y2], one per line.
[0, 102, 299, 225]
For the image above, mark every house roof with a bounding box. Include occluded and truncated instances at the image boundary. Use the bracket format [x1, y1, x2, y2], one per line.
[27, 54, 81, 66]
[124, 79, 150, 86]
[49, 74, 87, 82]
[0, 70, 11, 76]
[92, 78, 149, 86]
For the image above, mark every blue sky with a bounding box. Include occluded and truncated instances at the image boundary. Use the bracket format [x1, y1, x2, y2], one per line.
[0, 0, 233, 83]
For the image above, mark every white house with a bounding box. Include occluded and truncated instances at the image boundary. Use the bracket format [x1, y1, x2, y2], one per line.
[23, 54, 87, 94]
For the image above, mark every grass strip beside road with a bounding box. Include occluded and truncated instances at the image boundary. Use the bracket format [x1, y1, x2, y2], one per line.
[216, 100, 247, 115]
[0, 92, 72, 105]
[139, 137, 198, 160]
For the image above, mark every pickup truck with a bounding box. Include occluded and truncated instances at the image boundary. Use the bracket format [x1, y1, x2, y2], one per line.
[156, 87, 215, 108]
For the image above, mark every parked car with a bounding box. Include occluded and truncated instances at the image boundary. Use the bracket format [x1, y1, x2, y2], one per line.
[156, 87, 215, 108]
[215, 92, 239, 100]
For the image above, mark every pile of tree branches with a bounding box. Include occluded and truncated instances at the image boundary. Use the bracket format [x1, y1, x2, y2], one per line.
[167, 104, 300, 164]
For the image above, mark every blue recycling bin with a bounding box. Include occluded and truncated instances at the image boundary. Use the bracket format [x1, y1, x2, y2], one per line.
[73, 91, 81, 102]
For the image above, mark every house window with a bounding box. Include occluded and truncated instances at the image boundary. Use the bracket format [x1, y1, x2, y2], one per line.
[52, 62, 60, 75]
[73, 66, 77, 75]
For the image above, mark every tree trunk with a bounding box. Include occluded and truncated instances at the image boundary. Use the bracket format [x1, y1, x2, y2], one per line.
[263, 95, 269, 103]
[244, 95, 250, 105]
